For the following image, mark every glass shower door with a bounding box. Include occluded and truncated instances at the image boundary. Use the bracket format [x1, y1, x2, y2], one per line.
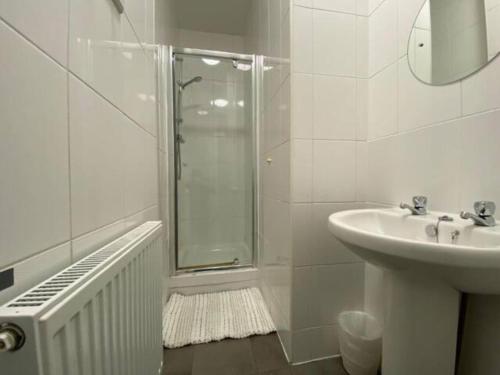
[173, 51, 255, 270]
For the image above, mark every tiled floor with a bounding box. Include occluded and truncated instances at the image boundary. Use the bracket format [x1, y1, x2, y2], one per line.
[163, 333, 348, 375]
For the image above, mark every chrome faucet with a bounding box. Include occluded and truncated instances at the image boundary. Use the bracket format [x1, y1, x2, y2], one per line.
[460, 201, 497, 227]
[400, 196, 428, 215]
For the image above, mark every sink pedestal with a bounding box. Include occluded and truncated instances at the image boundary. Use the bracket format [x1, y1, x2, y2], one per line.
[382, 270, 461, 375]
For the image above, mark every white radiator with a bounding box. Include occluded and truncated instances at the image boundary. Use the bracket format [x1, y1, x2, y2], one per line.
[0, 221, 163, 375]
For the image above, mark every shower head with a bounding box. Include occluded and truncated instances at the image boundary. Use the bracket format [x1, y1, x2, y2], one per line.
[178, 76, 203, 89]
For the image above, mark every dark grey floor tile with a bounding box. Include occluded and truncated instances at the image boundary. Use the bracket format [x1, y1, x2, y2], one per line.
[259, 368, 293, 375]
[163, 345, 194, 375]
[251, 334, 289, 372]
[291, 358, 348, 375]
[192, 338, 257, 375]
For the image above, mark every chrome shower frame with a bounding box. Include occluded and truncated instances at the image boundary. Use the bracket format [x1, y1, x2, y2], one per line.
[162, 46, 260, 275]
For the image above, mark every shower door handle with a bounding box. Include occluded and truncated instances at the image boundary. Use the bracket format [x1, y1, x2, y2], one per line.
[176, 134, 185, 180]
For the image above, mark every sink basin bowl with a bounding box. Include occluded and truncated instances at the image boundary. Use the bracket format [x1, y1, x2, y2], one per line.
[327, 208, 500, 375]
[328, 208, 500, 294]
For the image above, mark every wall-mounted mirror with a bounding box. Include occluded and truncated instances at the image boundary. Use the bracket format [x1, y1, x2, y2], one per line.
[408, 0, 500, 85]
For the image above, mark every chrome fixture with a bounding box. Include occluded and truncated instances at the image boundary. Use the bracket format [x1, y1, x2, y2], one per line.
[174, 74, 203, 180]
[426, 215, 453, 243]
[178, 76, 203, 90]
[451, 230, 460, 241]
[460, 201, 497, 227]
[400, 196, 428, 215]
[0, 323, 25, 352]
[111, 0, 124, 14]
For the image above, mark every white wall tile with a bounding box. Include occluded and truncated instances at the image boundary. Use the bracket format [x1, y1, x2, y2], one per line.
[0, 242, 71, 305]
[263, 142, 291, 202]
[356, 16, 369, 78]
[313, 0, 356, 13]
[312, 141, 356, 202]
[356, 79, 369, 141]
[368, 62, 398, 139]
[69, 77, 126, 237]
[122, 22, 157, 135]
[398, 57, 461, 132]
[69, 0, 125, 109]
[292, 266, 317, 329]
[292, 204, 314, 266]
[124, 123, 159, 215]
[396, 123, 462, 212]
[294, 0, 312, 7]
[313, 75, 357, 140]
[309, 325, 341, 358]
[369, 0, 398, 75]
[311, 203, 362, 264]
[0, 0, 69, 65]
[462, 59, 500, 116]
[124, 204, 159, 230]
[313, 10, 356, 76]
[314, 263, 365, 325]
[292, 328, 314, 362]
[398, 0, 427, 58]
[125, 0, 155, 44]
[292, 73, 313, 139]
[291, 140, 313, 202]
[292, 5, 313, 73]
[0, 21, 70, 268]
[71, 219, 126, 261]
[459, 110, 500, 211]
[293, 263, 365, 329]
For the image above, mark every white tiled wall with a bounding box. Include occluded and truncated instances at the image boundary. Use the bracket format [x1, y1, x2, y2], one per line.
[0, 0, 162, 304]
[289, 0, 367, 363]
[361, 0, 500, 214]
[247, 0, 293, 360]
[360, 0, 500, 372]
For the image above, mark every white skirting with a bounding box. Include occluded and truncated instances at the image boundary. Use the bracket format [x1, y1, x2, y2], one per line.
[163, 287, 276, 348]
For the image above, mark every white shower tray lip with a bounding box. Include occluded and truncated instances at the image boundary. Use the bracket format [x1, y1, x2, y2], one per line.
[328, 208, 500, 293]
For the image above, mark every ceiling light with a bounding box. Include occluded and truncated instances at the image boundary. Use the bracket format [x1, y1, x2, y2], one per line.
[237, 100, 245, 108]
[233, 60, 252, 71]
[202, 58, 220, 66]
[213, 99, 228, 108]
[197, 110, 209, 116]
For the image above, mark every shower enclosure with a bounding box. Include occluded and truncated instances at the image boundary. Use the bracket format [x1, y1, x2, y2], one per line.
[169, 48, 257, 272]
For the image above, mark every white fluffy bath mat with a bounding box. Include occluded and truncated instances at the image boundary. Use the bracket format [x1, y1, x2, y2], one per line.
[162, 287, 276, 348]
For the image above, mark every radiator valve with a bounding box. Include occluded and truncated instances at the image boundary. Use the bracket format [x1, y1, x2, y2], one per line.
[0, 323, 25, 352]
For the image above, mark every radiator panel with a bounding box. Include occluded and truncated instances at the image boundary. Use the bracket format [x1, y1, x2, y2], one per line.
[0, 221, 163, 375]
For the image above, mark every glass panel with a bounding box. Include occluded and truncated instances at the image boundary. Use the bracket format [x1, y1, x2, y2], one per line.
[173, 53, 254, 270]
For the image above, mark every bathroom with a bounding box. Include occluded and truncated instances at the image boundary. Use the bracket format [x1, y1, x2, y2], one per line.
[1, 0, 500, 374]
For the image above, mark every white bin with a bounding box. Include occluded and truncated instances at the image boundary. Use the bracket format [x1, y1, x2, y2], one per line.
[338, 311, 382, 375]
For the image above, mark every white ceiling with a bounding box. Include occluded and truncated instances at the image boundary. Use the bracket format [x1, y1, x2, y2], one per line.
[174, 0, 252, 36]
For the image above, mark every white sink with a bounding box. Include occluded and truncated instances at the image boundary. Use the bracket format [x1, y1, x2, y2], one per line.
[328, 208, 500, 375]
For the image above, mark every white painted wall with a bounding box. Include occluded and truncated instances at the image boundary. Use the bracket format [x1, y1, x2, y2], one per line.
[0, 0, 160, 304]
[156, 0, 178, 45]
[176, 28, 246, 53]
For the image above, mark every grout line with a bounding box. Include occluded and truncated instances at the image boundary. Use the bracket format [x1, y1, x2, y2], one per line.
[0, 14, 157, 141]
[0, 240, 72, 272]
[294, 261, 365, 269]
[66, 0, 74, 263]
[71, 204, 158, 242]
[67, 70, 158, 139]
